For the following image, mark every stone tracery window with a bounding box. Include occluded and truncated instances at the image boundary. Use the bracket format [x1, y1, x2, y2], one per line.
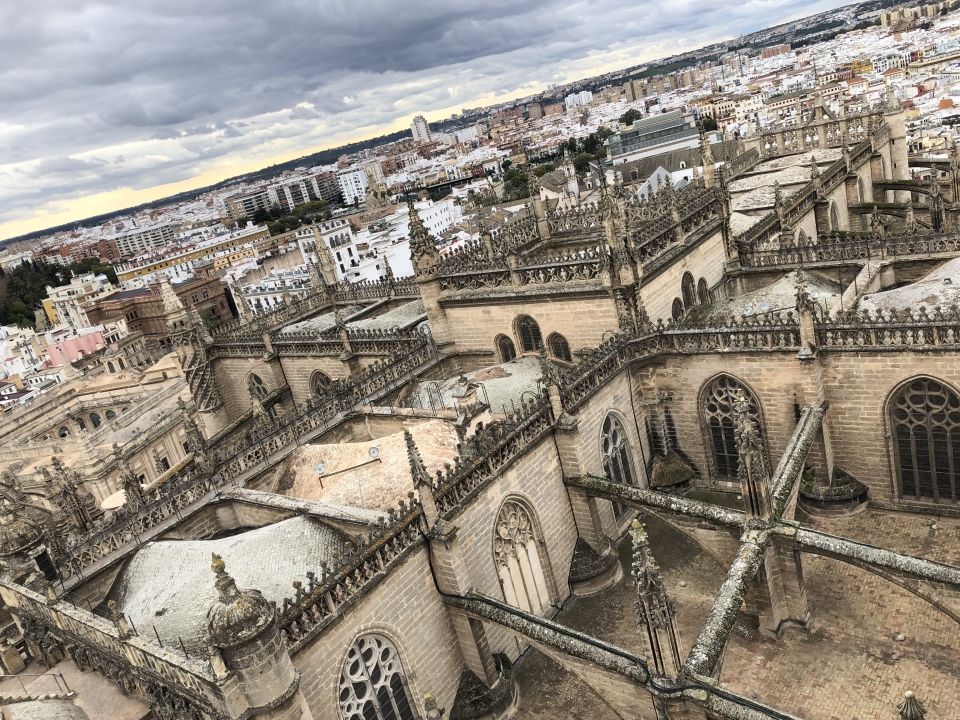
[681, 272, 696, 310]
[90, 413, 102, 429]
[890, 377, 960, 504]
[494, 500, 551, 614]
[515, 315, 543, 354]
[547, 332, 572, 362]
[247, 373, 268, 401]
[703, 375, 762, 481]
[602, 413, 637, 520]
[671, 298, 684, 321]
[496, 334, 516, 363]
[696, 278, 709, 306]
[338, 633, 417, 720]
[310, 370, 331, 397]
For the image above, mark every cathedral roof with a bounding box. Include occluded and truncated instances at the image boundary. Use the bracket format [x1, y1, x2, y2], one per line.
[345, 299, 426, 331]
[0, 699, 90, 720]
[277, 304, 364, 335]
[282, 419, 459, 509]
[858, 256, 960, 313]
[409, 356, 547, 416]
[108, 516, 348, 653]
[684, 270, 840, 325]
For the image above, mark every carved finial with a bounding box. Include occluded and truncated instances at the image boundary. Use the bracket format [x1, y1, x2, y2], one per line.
[404, 430, 430, 488]
[630, 519, 672, 630]
[795, 271, 815, 315]
[898, 691, 926, 720]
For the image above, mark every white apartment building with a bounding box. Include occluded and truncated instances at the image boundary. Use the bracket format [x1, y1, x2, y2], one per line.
[108, 221, 177, 257]
[337, 161, 385, 206]
[45, 273, 114, 331]
[564, 90, 594, 110]
[411, 115, 432, 143]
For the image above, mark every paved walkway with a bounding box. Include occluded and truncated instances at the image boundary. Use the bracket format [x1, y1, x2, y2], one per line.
[513, 506, 960, 720]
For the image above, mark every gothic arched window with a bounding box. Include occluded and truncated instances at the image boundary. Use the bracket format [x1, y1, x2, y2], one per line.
[496, 334, 516, 363]
[702, 375, 762, 481]
[602, 413, 637, 519]
[890, 377, 960, 503]
[494, 500, 551, 614]
[671, 298, 684, 321]
[310, 371, 331, 397]
[90, 413, 102, 429]
[105, 409, 117, 421]
[338, 634, 416, 720]
[681, 272, 696, 309]
[58, 426, 70, 438]
[515, 315, 543, 354]
[696, 278, 709, 306]
[829, 201, 840, 231]
[857, 176, 866, 203]
[547, 333, 572, 362]
[248, 373, 268, 401]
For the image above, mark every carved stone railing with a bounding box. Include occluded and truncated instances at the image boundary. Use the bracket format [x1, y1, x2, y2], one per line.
[212, 277, 415, 343]
[216, 338, 439, 481]
[724, 148, 760, 179]
[816, 306, 960, 350]
[753, 109, 883, 159]
[740, 229, 959, 269]
[277, 499, 425, 651]
[547, 202, 602, 234]
[1, 581, 224, 719]
[48, 336, 438, 586]
[54, 470, 217, 581]
[433, 397, 556, 517]
[516, 247, 605, 285]
[560, 314, 803, 410]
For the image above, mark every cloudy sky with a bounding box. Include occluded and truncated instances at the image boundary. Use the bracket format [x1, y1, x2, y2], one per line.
[0, 0, 851, 240]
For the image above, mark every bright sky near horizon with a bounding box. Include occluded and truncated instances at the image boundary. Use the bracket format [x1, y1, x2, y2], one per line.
[0, 0, 852, 241]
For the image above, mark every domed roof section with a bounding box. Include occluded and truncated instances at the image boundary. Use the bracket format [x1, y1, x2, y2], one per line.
[207, 553, 274, 648]
[1, 698, 90, 720]
[107, 515, 348, 653]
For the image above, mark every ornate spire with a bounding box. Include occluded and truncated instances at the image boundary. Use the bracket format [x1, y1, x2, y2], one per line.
[733, 389, 770, 518]
[404, 430, 430, 488]
[898, 692, 926, 720]
[630, 519, 682, 676]
[160, 278, 184, 316]
[795, 271, 816, 316]
[407, 199, 440, 278]
[208, 553, 274, 647]
[114, 444, 145, 509]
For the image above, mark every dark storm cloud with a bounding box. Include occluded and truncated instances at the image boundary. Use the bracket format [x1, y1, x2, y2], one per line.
[0, 0, 850, 231]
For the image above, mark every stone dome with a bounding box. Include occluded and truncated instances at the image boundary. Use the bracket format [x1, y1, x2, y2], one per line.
[207, 553, 274, 648]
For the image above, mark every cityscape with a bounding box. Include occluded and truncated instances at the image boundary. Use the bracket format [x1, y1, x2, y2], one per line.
[2, 1, 960, 719]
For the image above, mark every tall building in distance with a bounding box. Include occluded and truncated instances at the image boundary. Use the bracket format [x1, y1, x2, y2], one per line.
[411, 114, 431, 143]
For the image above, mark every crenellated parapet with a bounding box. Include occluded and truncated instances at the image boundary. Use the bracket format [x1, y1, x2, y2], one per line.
[276, 495, 424, 651]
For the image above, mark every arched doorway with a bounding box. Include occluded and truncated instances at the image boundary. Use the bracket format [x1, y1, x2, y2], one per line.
[493, 499, 552, 615]
[890, 377, 960, 503]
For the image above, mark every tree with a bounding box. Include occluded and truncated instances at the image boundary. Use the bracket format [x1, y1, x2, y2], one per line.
[702, 116, 718, 132]
[619, 108, 642, 126]
[573, 152, 595, 176]
[501, 159, 512, 173]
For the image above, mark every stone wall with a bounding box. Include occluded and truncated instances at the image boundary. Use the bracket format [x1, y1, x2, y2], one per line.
[640, 230, 727, 322]
[440, 294, 619, 356]
[292, 547, 463, 720]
